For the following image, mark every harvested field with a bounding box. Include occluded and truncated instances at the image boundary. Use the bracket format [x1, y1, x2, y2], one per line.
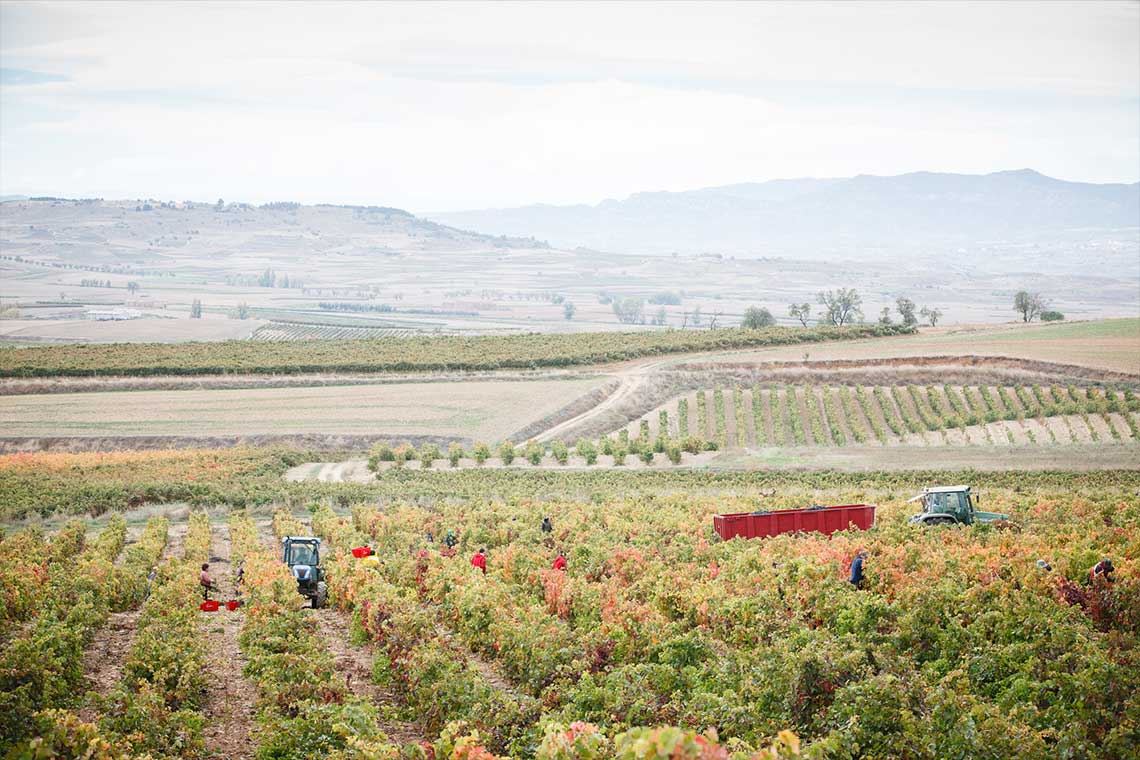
[0, 376, 608, 443]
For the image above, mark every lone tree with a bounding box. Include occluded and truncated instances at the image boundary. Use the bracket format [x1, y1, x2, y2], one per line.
[879, 307, 893, 325]
[788, 302, 811, 327]
[817, 288, 863, 326]
[189, 299, 203, 319]
[919, 305, 942, 326]
[1013, 291, 1047, 322]
[895, 297, 917, 326]
[563, 301, 575, 321]
[127, 281, 139, 294]
[741, 306, 776, 329]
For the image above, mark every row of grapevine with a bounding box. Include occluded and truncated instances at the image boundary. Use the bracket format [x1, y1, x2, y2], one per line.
[308, 505, 542, 752]
[68, 512, 214, 756]
[305, 477, 1138, 759]
[250, 322, 418, 341]
[623, 384, 1140, 449]
[1, 519, 97, 627]
[227, 510, 401, 759]
[0, 515, 166, 751]
[0, 324, 915, 376]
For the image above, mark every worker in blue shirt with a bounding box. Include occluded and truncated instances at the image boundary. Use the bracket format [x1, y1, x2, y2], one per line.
[849, 551, 867, 589]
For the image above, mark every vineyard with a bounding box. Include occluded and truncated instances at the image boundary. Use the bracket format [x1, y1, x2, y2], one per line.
[250, 321, 420, 342]
[0, 324, 912, 377]
[1, 454, 1138, 758]
[620, 383, 1140, 449]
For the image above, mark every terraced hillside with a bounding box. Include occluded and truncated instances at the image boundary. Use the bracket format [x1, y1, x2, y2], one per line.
[620, 383, 1140, 449]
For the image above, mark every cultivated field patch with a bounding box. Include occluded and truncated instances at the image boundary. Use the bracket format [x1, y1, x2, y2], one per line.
[0, 376, 609, 442]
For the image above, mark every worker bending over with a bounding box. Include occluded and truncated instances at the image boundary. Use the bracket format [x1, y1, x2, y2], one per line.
[552, 551, 567, 571]
[471, 548, 487, 574]
[1090, 558, 1116, 584]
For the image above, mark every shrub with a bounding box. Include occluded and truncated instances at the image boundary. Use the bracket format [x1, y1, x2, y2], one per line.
[499, 441, 516, 465]
[1041, 310, 1065, 321]
[420, 444, 441, 469]
[473, 441, 491, 465]
[448, 442, 465, 468]
[525, 440, 545, 466]
[551, 440, 569, 465]
[367, 443, 393, 471]
[575, 439, 598, 465]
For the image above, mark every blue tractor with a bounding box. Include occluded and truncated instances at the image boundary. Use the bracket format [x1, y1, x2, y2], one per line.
[281, 535, 328, 608]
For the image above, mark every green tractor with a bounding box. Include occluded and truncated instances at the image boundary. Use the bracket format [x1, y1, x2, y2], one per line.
[908, 485, 1009, 527]
[281, 536, 328, 609]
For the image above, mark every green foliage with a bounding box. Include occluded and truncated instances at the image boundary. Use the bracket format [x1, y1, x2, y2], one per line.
[473, 441, 491, 466]
[575, 439, 598, 466]
[499, 441, 517, 465]
[526, 440, 545, 466]
[449, 442, 466, 468]
[551, 440, 570, 465]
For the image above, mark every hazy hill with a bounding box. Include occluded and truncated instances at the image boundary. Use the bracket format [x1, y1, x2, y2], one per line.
[430, 170, 1140, 259]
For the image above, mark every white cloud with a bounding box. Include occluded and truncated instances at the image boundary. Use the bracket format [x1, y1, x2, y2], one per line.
[1, 0, 1137, 210]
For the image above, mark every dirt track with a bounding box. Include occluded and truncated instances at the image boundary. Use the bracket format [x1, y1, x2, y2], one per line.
[78, 520, 187, 722]
[199, 522, 258, 760]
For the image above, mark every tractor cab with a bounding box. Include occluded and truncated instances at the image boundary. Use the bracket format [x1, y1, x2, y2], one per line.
[908, 486, 1008, 526]
[281, 536, 328, 608]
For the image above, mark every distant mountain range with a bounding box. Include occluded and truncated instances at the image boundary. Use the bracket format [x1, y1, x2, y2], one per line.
[429, 170, 1140, 258]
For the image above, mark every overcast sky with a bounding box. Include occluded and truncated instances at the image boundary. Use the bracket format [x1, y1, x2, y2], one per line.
[1, 1, 1137, 212]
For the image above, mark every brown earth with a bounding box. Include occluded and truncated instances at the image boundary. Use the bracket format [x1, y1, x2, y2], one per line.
[199, 522, 258, 760]
[309, 607, 424, 746]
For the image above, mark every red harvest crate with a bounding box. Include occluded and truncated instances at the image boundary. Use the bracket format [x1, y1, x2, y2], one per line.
[713, 504, 876, 540]
[199, 600, 220, 612]
[351, 546, 371, 558]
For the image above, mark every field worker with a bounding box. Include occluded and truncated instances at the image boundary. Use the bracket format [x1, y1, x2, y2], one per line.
[849, 551, 867, 589]
[426, 530, 435, 543]
[200, 563, 217, 599]
[1090, 558, 1116, 584]
[552, 551, 567, 571]
[1036, 559, 1052, 572]
[146, 566, 158, 598]
[471, 548, 487, 574]
[541, 516, 553, 534]
[444, 530, 458, 550]
[235, 559, 245, 587]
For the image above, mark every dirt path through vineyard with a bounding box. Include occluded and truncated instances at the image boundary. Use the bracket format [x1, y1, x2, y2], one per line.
[308, 607, 425, 745]
[199, 522, 258, 760]
[78, 519, 187, 722]
[269, 516, 425, 746]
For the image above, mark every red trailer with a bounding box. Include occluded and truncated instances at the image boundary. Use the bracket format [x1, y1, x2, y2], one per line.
[713, 504, 876, 540]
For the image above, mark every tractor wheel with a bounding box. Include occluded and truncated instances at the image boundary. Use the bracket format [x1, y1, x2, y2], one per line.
[312, 582, 328, 609]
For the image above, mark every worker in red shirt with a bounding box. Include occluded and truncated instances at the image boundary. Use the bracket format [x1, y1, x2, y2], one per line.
[552, 551, 567, 571]
[199, 563, 217, 599]
[471, 548, 487, 574]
